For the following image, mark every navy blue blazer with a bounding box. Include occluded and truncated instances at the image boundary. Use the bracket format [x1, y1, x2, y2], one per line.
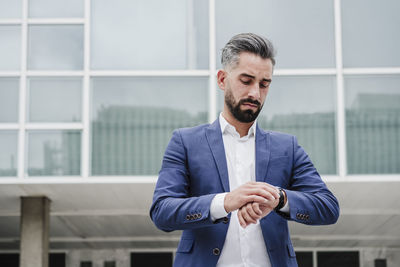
[150, 119, 339, 267]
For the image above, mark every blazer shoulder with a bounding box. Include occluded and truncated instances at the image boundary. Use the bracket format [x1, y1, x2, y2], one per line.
[174, 123, 211, 140]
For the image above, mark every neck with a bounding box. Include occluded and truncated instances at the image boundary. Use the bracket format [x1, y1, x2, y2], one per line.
[222, 108, 255, 138]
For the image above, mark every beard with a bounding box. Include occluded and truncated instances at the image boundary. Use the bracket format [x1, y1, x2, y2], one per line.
[224, 88, 263, 123]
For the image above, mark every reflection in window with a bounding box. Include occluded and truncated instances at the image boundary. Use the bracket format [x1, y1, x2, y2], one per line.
[29, 0, 83, 18]
[91, 77, 208, 175]
[28, 25, 84, 70]
[218, 76, 337, 174]
[345, 75, 400, 174]
[28, 77, 82, 122]
[0, 26, 21, 70]
[0, 131, 18, 177]
[27, 131, 81, 176]
[0, 78, 19, 123]
[91, 0, 209, 70]
[215, 0, 335, 69]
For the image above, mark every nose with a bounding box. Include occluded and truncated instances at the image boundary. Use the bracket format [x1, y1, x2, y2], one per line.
[248, 84, 260, 100]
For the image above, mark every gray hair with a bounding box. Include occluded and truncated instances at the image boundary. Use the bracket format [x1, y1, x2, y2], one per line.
[221, 33, 276, 70]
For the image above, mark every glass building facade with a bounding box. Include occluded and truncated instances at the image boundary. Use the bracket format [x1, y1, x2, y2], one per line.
[0, 0, 399, 180]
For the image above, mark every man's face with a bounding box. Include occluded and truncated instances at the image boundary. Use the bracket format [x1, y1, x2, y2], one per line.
[218, 52, 273, 123]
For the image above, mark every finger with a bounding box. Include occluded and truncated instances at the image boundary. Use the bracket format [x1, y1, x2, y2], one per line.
[246, 195, 271, 205]
[252, 183, 280, 199]
[242, 207, 257, 224]
[237, 209, 247, 228]
[252, 202, 262, 215]
[245, 188, 276, 201]
[246, 203, 261, 220]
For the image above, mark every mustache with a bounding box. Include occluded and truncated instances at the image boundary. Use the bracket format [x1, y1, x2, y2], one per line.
[239, 98, 261, 107]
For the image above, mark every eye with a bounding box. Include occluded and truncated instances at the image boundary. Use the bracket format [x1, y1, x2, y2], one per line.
[240, 79, 251, 85]
[260, 82, 270, 89]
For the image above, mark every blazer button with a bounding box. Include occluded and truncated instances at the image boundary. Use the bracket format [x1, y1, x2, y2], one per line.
[305, 215, 310, 220]
[213, 248, 220, 256]
[198, 213, 202, 218]
[223, 217, 229, 224]
[186, 215, 190, 220]
[296, 213, 301, 219]
[193, 214, 199, 219]
[190, 215, 195, 220]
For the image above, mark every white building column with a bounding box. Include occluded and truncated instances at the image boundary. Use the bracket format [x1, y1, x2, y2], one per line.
[19, 196, 51, 267]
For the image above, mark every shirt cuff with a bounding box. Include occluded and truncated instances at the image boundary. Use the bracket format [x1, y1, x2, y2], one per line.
[210, 193, 229, 221]
[279, 196, 290, 214]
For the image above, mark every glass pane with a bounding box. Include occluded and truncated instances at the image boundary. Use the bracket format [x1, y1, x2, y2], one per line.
[28, 77, 82, 122]
[27, 131, 81, 176]
[0, 78, 19, 122]
[0, 0, 21, 18]
[29, 0, 83, 18]
[317, 251, 359, 267]
[131, 252, 173, 267]
[0, 26, 21, 70]
[0, 131, 18, 177]
[218, 76, 337, 174]
[342, 0, 400, 67]
[296, 251, 313, 267]
[91, 0, 209, 70]
[345, 75, 400, 174]
[215, 0, 335, 69]
[28, 25, 84, 70]
[91, 77, 208, 175]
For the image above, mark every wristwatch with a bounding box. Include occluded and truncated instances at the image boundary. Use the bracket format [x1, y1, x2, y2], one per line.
[274, 188, 285, 211]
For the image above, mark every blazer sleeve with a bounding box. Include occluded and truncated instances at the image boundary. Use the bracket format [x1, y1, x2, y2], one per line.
[150, 129, 217, 232]
[277, 136, 340, 225]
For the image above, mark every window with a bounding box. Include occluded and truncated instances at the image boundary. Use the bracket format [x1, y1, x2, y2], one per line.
[0, 78, 19, 123]
[317, 251, 359, 267]
[91, 77, 208, 175]
[296, 251, 313, 267]
[91, 0, 209, 70]
[27, 77, 82, 122]
[131, 252, 172, 267]
[0, 26, 21, 70]
[0, 131, 18, 177]
[28, 25, 84, 70]
[345, 75, 400, 174]
[26, 131, 81, 176]
[342, 0, 400, 67]
[215, 0, 335, 69]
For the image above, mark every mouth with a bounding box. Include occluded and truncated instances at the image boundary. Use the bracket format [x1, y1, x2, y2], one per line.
[241, 102, 258, 109]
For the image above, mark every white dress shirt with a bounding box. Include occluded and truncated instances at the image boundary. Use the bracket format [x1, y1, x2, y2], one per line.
[210, 113, 289, 267]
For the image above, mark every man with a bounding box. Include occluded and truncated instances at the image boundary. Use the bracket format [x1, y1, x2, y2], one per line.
[150, 33, 339, 267]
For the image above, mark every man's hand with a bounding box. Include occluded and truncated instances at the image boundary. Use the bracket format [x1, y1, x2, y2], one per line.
[224, 182, 280, 214]
[237, 200, 279, 228]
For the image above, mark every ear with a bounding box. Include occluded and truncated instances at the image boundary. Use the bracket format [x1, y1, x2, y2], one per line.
[217, 70, 227, 91]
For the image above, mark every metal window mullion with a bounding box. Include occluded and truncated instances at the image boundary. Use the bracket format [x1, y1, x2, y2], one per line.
[208, 0, 216, 123]
[17, 0, 28, 179]
[81, 0, 91, 178]
[27, 18, 85, 24]
[334, 0, 347, 178]
[313, 250, 317, 267]
[343, 67, 400, 75]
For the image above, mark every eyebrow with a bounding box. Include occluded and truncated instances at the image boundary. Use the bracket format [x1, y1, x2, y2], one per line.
[239, 73, 272, 83]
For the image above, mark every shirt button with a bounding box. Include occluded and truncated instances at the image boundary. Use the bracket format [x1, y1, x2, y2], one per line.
[213, 248, 220, 256]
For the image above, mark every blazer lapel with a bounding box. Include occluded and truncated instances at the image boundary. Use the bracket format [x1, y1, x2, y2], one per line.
[205, 119, 230, 192]
[255, 124, 271, 182]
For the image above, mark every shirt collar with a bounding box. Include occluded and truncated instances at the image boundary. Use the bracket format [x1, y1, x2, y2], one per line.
[219, 113, 256, 139]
